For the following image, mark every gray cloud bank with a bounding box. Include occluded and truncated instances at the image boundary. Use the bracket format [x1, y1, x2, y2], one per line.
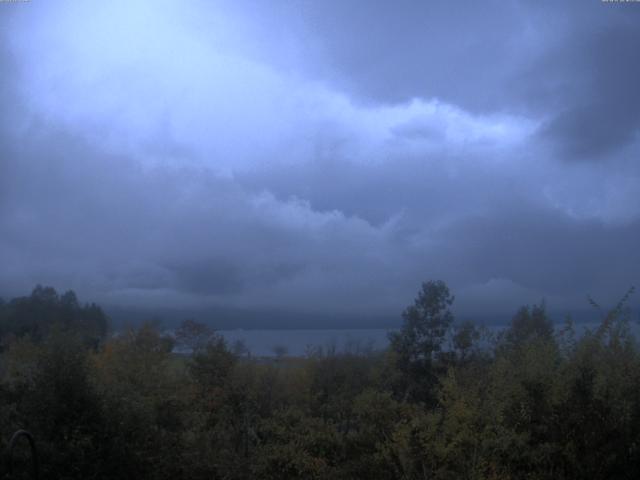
[0, 0, 639, 326]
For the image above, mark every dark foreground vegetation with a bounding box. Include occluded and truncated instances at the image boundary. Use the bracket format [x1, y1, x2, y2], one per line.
[0, 282, 638, 479]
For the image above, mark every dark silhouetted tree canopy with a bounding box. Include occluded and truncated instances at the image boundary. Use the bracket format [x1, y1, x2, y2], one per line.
[388, 280, 455, 402]
[0, 285, 108, 348]
[0, 282, 638, 480]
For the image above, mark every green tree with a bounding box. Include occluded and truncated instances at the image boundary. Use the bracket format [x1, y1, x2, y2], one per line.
[0, 286, 108, 347]
[388, 280, 455, 403]
[91, 323, 185, 479]
[18, 331, 108, 479]
[505, 302, 553, 347]
[175, 318, 215, 353]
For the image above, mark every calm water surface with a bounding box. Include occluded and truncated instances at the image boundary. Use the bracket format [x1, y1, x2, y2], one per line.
[217, 329, 391, 357]
[215, 321, 640, 357]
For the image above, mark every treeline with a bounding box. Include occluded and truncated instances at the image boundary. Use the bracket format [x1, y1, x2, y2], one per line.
[0, 282, 639, 479]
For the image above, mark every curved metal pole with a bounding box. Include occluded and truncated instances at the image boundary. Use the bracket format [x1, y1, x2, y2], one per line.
[6, 429, 39, 480]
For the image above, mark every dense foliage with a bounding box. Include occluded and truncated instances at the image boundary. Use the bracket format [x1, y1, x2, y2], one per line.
[0, 283, 639, 479]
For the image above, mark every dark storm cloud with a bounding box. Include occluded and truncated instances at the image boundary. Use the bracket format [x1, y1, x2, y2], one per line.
[237, 147, 640, 306]
[281, 0, 640, 159]
[0, 118, 408, 315]
[272, 0, 532, 111]
[165, 259, 245, 295]
[433, 210, 640, 297]
[538, 20, 640, 160]
[0, 0, 638, 324]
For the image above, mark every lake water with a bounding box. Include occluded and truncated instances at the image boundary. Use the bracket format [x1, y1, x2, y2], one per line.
[215, 321, 640, 357]
[217, 328, 392, 357]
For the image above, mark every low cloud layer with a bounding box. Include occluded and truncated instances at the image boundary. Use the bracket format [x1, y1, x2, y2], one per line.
[1, 0, 638, 324]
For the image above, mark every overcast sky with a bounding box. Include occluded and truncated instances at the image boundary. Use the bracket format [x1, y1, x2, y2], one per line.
[1, 0, 639, 325]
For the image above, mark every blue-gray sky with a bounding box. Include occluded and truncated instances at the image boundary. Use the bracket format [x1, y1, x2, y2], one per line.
[1, 0, 639, 324]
